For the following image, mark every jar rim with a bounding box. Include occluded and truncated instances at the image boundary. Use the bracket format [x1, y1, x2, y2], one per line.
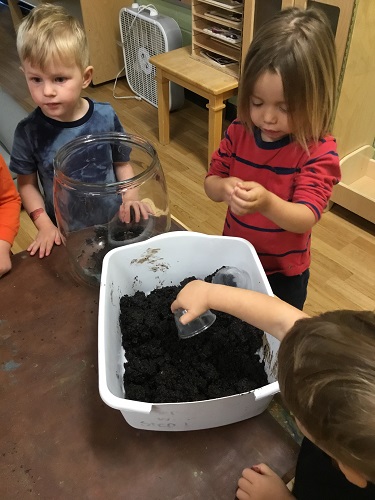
[53, 132, 158, 192]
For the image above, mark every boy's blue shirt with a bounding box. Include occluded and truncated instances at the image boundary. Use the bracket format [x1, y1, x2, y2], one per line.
[9, 98, 124, 224]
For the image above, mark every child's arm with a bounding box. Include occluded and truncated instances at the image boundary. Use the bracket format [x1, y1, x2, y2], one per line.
[0, 240, 12, 278]
[114, 162, 154, 223]
[171, 280, 308, 342]
[17, 173, 61, 258]
[231, 181, 316, 233]
[227, 141, 340, 234]
[0, 158, 21, 277]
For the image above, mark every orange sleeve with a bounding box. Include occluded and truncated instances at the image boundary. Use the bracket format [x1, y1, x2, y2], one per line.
[0, 155, 21, 245]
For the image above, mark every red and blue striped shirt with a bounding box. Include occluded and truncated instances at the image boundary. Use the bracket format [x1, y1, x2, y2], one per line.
[207, 121, 341, 276]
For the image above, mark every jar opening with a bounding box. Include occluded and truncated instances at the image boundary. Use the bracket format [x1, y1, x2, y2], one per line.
[54, 132, 158, 193]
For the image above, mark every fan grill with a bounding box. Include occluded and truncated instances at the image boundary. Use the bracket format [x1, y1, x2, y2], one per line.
[121, 12, 166, 107]
[120, 7, 184, 110]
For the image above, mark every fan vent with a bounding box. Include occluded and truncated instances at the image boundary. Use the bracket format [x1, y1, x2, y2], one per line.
[120, 6, 184, 110]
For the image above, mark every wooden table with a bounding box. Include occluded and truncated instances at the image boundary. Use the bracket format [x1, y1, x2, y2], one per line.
[0, 226, 299, 499]
[150, 46, 238, 169]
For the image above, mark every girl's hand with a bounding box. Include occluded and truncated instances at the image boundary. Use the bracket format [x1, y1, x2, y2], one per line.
[220, 177, 243, 206]
[236, 464, 294, 500]
[171, 280, 212, 324]
[28, 223, 61, 258]
[204, 175, 243, 204]
[230, 182, 271, 216]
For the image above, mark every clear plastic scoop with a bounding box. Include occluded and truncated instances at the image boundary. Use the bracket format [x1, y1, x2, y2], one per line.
[212, 266, 252, 289]
[174, 267, 251, 339]
[174, 308, 216, 339]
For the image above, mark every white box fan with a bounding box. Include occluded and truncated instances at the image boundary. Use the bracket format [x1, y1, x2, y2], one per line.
[119, 4, 184, 110]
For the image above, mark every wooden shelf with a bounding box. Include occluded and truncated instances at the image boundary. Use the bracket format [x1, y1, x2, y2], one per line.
[192, 0, 249, 78]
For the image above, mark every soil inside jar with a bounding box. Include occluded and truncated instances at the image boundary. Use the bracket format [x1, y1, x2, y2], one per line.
[83, 222, 149, 276]
[120, 275, 269, 404]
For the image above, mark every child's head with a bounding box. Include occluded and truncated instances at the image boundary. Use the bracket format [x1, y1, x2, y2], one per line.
[237, 7, 337, 149]
[16, 3, 89, 72]
[278, 310, 375, 485]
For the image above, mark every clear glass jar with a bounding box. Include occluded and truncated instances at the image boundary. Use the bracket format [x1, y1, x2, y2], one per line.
[54, 132, 170, 286]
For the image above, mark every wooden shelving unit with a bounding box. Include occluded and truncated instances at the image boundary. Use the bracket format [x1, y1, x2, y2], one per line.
[191, 0, 252, 78]
[191, 0, 302, 78]
[191, 0, 356, 80]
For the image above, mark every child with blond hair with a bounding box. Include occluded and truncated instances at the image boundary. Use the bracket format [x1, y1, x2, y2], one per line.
[205, 7, 341, 310]
[172, 280, 375, 499]
[10, 3, 151, 258]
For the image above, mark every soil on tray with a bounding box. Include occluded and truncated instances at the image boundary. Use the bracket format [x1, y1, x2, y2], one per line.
[120, 275, 269, 403]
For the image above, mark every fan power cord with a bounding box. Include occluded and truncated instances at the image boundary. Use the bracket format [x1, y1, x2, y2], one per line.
[114, 4, 160, 101]
[112, 66, 142, 101]
[132, 3, 158, 16]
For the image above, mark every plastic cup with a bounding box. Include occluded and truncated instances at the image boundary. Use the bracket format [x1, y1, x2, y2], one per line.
[212, 266, 252, 289]
[174, 308, 216, 339]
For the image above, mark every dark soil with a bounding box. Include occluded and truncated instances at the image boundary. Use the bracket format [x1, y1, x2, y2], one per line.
[120, 275, 269, 403]
[83, 220, 151, 275]
[110, 225, 144, 241]
[85, 226, 108, 273]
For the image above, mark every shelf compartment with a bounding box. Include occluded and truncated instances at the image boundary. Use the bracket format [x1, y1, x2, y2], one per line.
[196, 0, 243, 12]
[193, 34, 241, 60]
[330, 145, 375, 224]
[193, 4, 243, 27]
[194, 18, 242, 45]
[191, 46, 240, 77]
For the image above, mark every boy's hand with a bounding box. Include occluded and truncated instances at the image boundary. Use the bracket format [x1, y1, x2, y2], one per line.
[171, 280, 212, 324]
[119, 199, 154, 224]
[236, 464, 294, 500]
[230, 182, 271, 216]
[28, 220, 62, 258]
[0, 240, 12, 278]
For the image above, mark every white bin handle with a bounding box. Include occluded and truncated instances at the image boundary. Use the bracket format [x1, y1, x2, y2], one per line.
[121, 400, 153, 414]
[254, 381, 280, 401]
[101, 389, 153, 414]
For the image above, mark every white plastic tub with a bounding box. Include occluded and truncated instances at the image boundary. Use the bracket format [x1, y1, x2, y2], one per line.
[98, 232, 279, 431]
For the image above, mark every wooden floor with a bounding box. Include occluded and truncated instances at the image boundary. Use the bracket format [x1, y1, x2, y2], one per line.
[1, 4, 374, 316]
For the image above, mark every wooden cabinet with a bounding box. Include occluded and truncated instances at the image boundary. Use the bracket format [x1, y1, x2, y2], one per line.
[79, 0, 129, 85]
[295, 1, 375, 223]
[328, 0, 375, 221]
[294, 0, 354, 77]
[7, 0, 128, 86]
[330, 0, 375, 158]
